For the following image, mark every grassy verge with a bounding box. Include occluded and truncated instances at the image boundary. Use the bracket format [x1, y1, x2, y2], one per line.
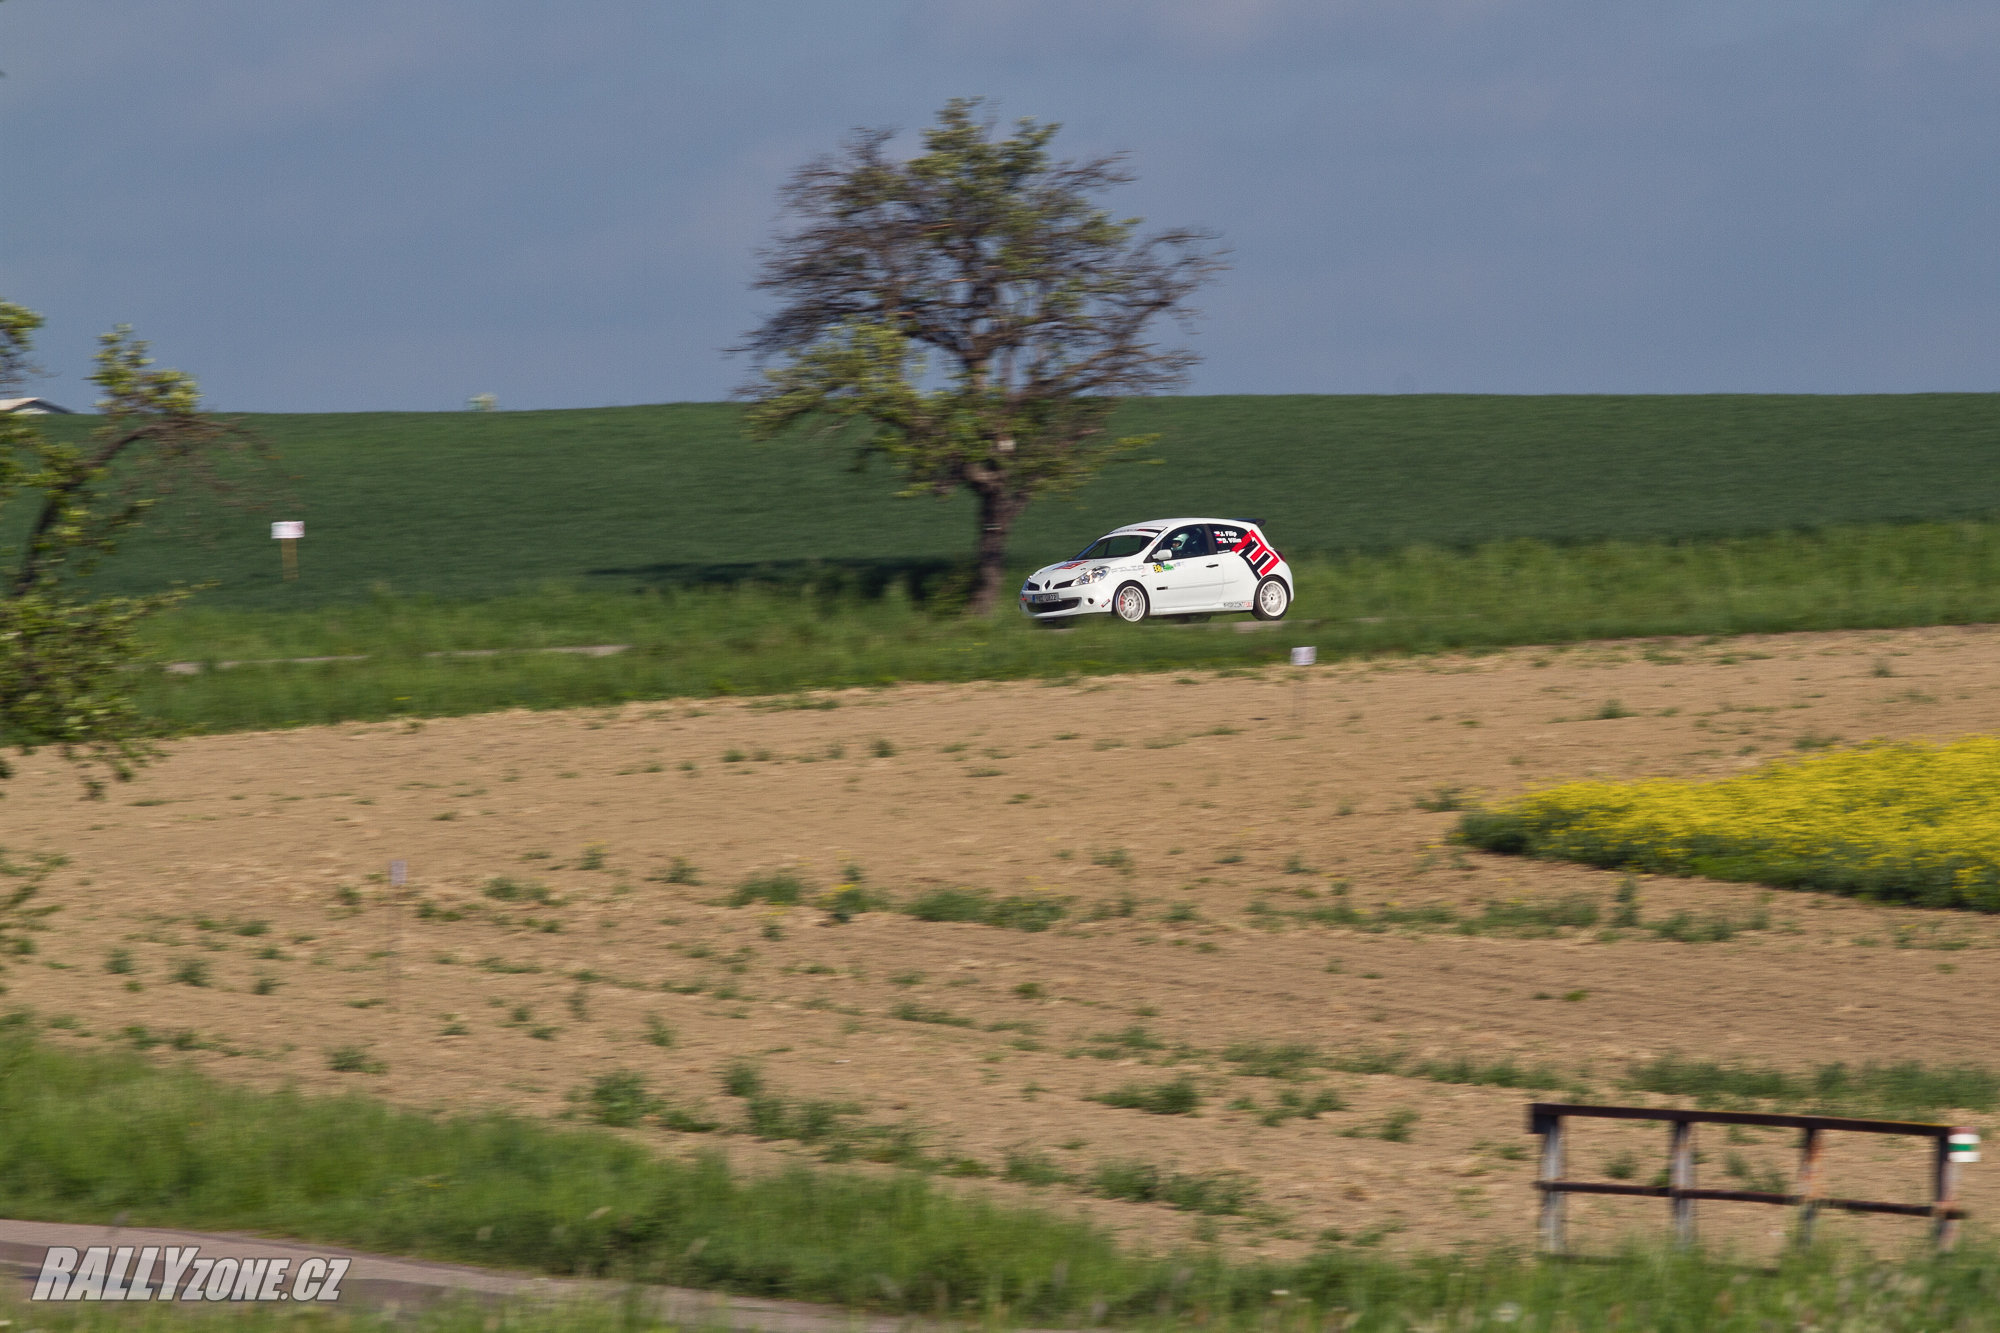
[130, 517, 2000, 733]
[6, 1021, 2000, 1328]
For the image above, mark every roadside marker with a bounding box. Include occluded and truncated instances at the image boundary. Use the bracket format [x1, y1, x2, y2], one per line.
[271, 521, 303, 581]
[1290, 646, 1316, 728]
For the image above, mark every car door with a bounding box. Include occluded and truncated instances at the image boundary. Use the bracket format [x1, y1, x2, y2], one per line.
[1143, 525, 1222, 611]
[1207, 523, 1261, 611]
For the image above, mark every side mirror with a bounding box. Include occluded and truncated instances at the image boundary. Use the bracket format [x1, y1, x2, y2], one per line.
[1151, 549, 1173, 561]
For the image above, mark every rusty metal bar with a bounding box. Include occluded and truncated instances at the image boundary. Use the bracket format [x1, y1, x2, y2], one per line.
[1669, 1120, 1696, 1245]
[1797, 1125, 1824, 1247]
[1533, 1181, 1966, 1218]
[1526, 1102, 1956, 1138]
[1522, 1104, 1974, 1252]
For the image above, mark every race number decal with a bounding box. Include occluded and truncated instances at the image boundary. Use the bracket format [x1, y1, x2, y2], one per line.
[1229, 531, 1281, 576]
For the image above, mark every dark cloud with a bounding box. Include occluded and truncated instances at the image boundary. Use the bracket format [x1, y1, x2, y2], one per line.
[3, 0, 1993, 409]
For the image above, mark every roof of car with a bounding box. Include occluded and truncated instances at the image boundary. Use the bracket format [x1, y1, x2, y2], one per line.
[1107, 516, 1258, 533]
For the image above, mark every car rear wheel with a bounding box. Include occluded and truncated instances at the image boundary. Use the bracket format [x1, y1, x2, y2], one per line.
[1252, 576, 1290, 621]
[1112, 582, 1150, 623]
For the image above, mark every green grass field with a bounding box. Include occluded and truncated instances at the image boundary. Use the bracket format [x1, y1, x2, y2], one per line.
[127, 517, 2000, 732]
[35, 393, 2000, 610]
[5, 1020, 1999, 1330]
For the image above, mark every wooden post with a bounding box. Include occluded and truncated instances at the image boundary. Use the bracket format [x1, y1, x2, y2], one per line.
[1535, 1109, 1566, 1255]
[1795, 1126, 1824, 1246]
[1669, 1120, 1697, 1245]
[1935, 1135, 1961, 1251]
[280, 538, 298, 580]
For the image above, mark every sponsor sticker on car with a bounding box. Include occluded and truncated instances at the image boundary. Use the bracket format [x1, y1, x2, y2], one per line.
[1230, 530, 1282, 576]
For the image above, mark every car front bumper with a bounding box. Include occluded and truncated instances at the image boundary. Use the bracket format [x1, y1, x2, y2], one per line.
[1019, 591, 1113, 619]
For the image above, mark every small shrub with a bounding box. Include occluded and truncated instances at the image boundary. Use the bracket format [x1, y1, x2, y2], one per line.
[105, 949, 134, 975]
[1002, 1148, 1070, 1186]
[1468, 894, 1600, 934]
[652, 857, 702, 886]
[870, 738, 897, 758]
[721, 1059, 765, 1098]
[483, 876, 553, 904]
[890, 1002, 975, 1028]
[251, 975, 280, 996]
[327, 1045, 385, 1074]
[643, 1014, 676, 1048]
[1414, 785, 1467, 812]
[903, 888, 1065, 932]
[1256, 1086, 1345, 1127]
[1012, 981, 1046, 1000]
[730, 872, 805, 907]
[1223, 1041, 1320, 1080]
[583, 1070, 658, 1127]
[170, 958, 210, 988]
[1377, 1107, 1420, 1142]
[822, 884, 884, 923]
[1092, 1074, 1202, 1116]
[1089, 1161, 1256, 1214]
[1611, 874, 1642, 927]
[659, 1105, 721, 1134]
[578, 844, 608, 871]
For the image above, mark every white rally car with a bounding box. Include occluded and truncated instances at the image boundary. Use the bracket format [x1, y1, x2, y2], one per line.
[1019, 517, 1293, 623]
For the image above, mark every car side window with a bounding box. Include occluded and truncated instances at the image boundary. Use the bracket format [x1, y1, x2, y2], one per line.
[1207, 524, 1244, 554]
[1156, 525, 1212, 559]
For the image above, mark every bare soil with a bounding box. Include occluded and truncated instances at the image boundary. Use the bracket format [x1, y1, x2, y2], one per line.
[9, 625, 2000, 1263]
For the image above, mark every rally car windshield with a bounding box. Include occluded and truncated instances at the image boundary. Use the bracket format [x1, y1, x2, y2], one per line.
[1074, 533, 1154, 560]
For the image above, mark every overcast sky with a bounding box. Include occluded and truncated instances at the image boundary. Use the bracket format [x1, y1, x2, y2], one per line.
[4, 1, 1995, 411]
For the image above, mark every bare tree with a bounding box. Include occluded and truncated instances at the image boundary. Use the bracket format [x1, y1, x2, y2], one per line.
[740, 98, 1226, 613]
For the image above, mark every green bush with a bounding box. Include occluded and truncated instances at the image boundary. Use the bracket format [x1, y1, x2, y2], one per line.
[728, 873, 805, 907]
[1091, 1075, 1202, 1116]
[903, 888, 1066, 932]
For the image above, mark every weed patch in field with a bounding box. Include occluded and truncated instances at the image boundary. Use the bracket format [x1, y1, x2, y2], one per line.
[482, 877, 555, 905]
[1091, 1075, 1202, 1116]
[728, 872, 806, 907]
[1088, 1160, 1257, 1214]
[1223, 1041, 1321, 1080]
[890, 1002, 976, 1028]
[1624, 1054, 2000, 1118]
[902, 888, 1067, 932]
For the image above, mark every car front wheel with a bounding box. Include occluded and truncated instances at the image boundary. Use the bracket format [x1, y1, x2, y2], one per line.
[1112, 582, 1150, 623]
[1252, 576, 1290, 620]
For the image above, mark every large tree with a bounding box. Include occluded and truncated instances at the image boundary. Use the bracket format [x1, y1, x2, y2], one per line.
[740, 98, 1226, 614]
[1, 300, 271, 797]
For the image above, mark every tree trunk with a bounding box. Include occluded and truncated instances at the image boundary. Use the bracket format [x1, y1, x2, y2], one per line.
[968, 486, 1024, 615]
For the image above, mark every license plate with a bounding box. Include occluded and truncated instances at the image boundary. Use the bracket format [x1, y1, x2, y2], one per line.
[1028, 592, 1062, 603]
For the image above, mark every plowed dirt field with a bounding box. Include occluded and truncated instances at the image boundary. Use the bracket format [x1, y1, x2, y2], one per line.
[10, 625, 2000, 1262]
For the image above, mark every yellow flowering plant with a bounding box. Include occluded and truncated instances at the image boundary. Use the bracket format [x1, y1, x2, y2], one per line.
[1458, 737, 2000, 911]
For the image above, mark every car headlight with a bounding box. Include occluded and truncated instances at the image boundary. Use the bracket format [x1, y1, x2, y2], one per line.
[1076, 566, 1108, 585]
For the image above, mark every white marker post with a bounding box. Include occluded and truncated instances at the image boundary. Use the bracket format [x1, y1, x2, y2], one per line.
[272, 521, 303, 581]
[1290, 646, 1317, 729]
